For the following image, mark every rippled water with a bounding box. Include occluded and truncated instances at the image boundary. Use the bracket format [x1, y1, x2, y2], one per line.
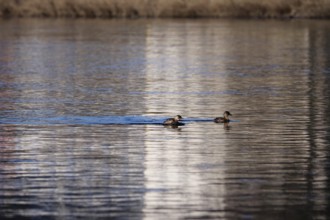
[1, 19, 330, 219]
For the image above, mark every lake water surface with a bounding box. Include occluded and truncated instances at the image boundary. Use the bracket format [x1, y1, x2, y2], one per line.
[1, 18, 330, 219]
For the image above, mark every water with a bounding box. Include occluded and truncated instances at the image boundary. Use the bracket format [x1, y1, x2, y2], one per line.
[1, 18, 330, 219]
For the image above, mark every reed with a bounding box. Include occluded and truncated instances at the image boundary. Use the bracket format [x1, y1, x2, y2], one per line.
[1, 0, 330, 18]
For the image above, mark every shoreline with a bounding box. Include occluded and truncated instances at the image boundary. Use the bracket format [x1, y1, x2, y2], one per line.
[1, 0, 330, 19]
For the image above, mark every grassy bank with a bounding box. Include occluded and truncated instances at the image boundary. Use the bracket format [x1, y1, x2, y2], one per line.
[0, 0, 330, 18]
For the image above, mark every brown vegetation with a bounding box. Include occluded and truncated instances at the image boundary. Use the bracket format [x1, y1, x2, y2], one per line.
[0, 0, 330, 18]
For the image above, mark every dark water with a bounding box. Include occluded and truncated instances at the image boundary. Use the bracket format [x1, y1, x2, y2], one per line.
[1, 18, 330, 219]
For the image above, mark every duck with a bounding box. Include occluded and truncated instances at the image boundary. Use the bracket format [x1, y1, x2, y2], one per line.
[214, 111, 232, 123]
[163, 115, 184, 126]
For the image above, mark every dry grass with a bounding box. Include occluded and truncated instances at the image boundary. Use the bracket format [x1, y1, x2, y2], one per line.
[1, 0, 330, 18]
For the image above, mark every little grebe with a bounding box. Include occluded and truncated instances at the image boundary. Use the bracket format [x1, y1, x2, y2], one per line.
[163, 115, 183, 126]
[214, 111, 232, 123]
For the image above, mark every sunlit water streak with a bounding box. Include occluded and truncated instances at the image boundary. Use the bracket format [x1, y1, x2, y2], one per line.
[1, 19, 330, 220]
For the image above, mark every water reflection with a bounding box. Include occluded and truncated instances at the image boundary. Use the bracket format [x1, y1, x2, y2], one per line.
[0, 19, 330, 219]
[0, 125, 147, 219]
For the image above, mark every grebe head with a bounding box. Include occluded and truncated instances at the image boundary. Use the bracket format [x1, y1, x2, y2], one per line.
[224, 111, 232, 117]
[174, 115, 183, 121]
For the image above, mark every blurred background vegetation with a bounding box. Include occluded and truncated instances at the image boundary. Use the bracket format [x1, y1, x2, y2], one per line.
[0, 0, 330, 18]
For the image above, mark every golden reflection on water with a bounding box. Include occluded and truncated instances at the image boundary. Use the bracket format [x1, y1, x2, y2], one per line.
[143, 124, 227, 219]
[144, 20, 228, 116]
[143, 22, 229, 218]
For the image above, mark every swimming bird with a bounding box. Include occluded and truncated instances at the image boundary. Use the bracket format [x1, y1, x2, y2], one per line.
[163, 115, 184, 126]
[214, 111, 232, 123]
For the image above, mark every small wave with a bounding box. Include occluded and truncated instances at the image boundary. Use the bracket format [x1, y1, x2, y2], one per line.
[0, 115, 219, 126]
[37, 115, 163, 125]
